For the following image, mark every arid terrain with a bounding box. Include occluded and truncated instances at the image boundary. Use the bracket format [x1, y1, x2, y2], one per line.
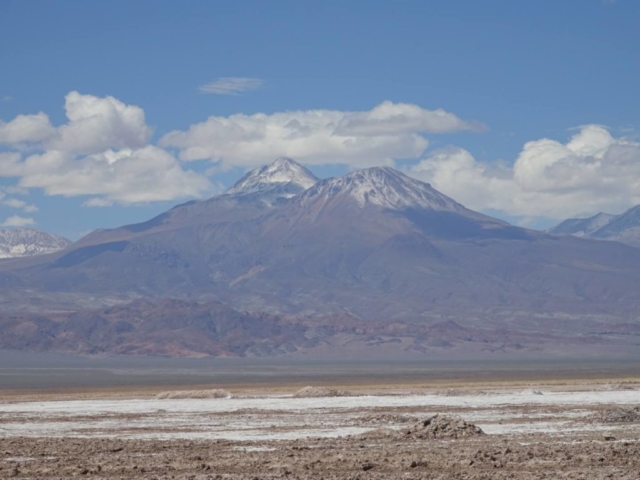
[1, 379, 639, 479]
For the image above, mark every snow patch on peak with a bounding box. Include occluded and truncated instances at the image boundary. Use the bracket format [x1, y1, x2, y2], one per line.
[591, 205, 640, 239]
[548, 212, 615, 237]
[224, 157, 319, 204]
[548, 206, 640, 246]
[255, 157, 318, 189]
[0, 228, 71, 259]
[302, 166, 468, 212]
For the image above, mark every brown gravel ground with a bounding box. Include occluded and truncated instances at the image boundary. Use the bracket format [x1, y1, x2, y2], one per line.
[1, 429, 639, 479]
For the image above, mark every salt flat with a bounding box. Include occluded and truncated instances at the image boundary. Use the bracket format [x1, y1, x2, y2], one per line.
[1, 388, 638, 441]
[1, 384, 639, 479]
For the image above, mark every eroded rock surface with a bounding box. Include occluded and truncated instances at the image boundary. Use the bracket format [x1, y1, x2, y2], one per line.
[594, 406, 640, 424]
[403, 414, 485, 439]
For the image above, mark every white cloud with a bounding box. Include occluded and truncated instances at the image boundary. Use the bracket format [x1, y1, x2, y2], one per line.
[0, 93, 212, 206]
[3, 146, 212, 205]
[160, 101, 479, 169]
[0, 153, 22, 176]
[199, 77, 264, 95]
[0, 92, 152, 154]
[334, 101, 484, 136]
[0, 185, 28, 205]
[48, 91, 153, 154]
[83, 197, 114, 207]
[1, 198, 38, 213]
[0, 112, 56, 144]
[1, 215, 35, 227]
[409, 125, 640, 220]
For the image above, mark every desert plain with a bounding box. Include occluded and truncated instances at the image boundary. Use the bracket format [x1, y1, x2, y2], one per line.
[1, 358, 639, 480]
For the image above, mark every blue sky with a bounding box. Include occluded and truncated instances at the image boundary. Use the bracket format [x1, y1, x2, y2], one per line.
[1, 0, 639, 239]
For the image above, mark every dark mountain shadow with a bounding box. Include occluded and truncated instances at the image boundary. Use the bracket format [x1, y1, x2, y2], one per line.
[51, 241, 129, 268]
[400, 208, 533, 241]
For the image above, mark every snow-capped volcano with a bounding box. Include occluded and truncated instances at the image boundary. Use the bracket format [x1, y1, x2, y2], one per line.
[6, 156, 640, 344]
[297, 166, 486, 218]
[0, 228, 71, 259]
[224, 157, 319, 205]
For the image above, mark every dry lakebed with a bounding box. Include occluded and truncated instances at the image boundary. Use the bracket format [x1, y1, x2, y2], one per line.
[0, 381, 639, 479]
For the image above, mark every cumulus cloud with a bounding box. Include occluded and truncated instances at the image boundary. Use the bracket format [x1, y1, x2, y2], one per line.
[335, 101, 484, 136]
[199, 77, 264, 95]
[160, 101, 479, 169]
[1, 198, 38, 213]
[0, 153, 22, 176]
[1, 215, 35, 227]
[409, 125, 640, 220]
[0, 93, 212, 205]
[2, 146, 211, 206]
[0, 184, 28, 197]
[0, 112, 56, 144]
[0, 92, 152, 154]
[48, 91, 153, 154]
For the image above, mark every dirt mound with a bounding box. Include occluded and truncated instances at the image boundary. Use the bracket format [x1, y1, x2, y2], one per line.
[357, 414, 484, 441]
[293, 386, 351, 398]
[593, 407, 640, 424]
[403, 415, 484, 439]
[155, 389, 231, 400]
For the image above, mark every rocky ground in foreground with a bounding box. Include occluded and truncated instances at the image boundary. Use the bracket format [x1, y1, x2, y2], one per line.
[1, 428, 639, 479]
[1, 383, 639, 479]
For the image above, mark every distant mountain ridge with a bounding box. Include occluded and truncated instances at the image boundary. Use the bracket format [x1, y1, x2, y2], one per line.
[549, 206, 640, 246]
[0, 228, 71, 259]
[548, 213, 616, 237]
[2, 298, 634, 358]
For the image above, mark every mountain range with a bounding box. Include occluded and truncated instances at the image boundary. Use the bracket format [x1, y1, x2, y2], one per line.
[1, 158, 640, 358]
[549, 206, 640, 247]
[4, 298, 637, 358]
